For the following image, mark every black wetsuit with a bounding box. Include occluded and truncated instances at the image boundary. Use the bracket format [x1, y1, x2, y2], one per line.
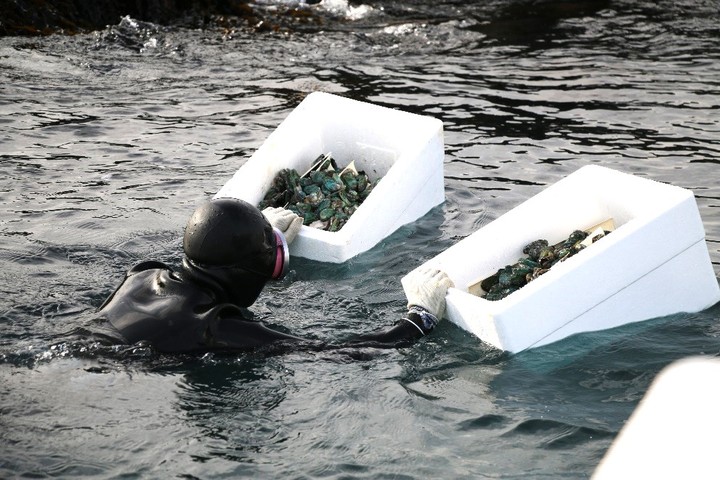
[98, 261, 430, 354]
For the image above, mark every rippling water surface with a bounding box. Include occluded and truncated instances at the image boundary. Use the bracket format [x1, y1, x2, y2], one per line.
[2, 0, 720, 478]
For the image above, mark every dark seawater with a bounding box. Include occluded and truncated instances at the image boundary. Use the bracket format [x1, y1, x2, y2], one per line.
[1, 0, 720, 478]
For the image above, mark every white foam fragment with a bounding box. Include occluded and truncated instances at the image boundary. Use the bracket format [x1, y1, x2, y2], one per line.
[593, 357, 720, 479]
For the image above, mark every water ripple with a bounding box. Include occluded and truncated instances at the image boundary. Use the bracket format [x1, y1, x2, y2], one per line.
[1, 1, 719, 478]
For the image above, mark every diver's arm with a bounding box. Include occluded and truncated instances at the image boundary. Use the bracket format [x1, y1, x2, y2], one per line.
[343, 267, 454, 347]
[205, 267, 453, 352]
[205, 305, 439, 351]
[207, 314, 309, 351]
[344, 307, 439, 346]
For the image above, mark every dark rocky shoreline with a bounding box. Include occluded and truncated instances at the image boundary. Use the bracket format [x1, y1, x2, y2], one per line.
[0, 0, 314, 36]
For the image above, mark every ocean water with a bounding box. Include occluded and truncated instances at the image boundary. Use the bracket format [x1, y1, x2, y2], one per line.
[1, 0, 719, 478]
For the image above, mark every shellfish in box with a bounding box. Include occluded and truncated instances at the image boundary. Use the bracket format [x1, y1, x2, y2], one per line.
[258, 154, 379, 233]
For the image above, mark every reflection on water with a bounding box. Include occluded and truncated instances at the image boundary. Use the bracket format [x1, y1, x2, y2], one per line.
[1, 0, 719, 477]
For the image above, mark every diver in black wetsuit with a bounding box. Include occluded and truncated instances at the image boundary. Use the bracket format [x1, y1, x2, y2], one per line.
[98, 197, 454, 354]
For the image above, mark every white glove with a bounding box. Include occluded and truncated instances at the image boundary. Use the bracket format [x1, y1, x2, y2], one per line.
[404, 266, 454, 319]
[262, 207, 303, 245]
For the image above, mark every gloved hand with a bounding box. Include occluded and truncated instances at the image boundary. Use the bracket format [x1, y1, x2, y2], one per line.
[404, 266, 454, 319]
[262, 207, 303, 245]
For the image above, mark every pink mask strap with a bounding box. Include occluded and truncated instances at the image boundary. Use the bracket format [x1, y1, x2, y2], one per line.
[272, 231, 285, 279]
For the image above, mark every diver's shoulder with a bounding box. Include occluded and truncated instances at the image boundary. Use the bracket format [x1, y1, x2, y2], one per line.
[127, 260, 173, 275]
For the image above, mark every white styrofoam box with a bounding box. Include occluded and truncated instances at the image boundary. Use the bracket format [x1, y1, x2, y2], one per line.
[592, 357, 720, 479]
[215, 92, 445, 263]
[402, 165, 720, 353]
